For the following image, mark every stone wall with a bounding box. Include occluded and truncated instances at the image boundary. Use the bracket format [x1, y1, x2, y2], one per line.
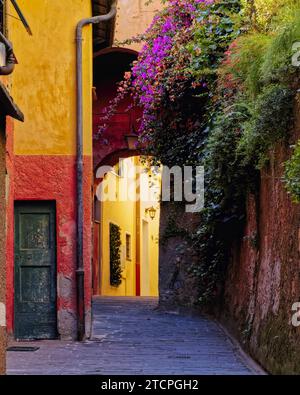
[222, 109, 300, 374]
[158, 109, 300, 374]
[159, 202, 200, 310]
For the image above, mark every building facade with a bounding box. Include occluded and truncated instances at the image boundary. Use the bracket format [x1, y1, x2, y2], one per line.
[4, 0, 162, 342]
[96, 156, 160, 297]
[0, 0, 24, 374]
[6, 0, 94, 341]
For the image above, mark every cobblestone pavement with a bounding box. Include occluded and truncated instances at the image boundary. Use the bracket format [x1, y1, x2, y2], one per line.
[7, 297, 262, 375]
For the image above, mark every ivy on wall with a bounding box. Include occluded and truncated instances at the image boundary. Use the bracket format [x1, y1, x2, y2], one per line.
[285, 141, 300, 202]
[109, 223, 122, 287]
[103, 0, 300, 305]
[190, 2, 299, 303]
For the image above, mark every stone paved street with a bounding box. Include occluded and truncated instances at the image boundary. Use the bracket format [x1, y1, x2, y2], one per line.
[7, 297, 262, 375]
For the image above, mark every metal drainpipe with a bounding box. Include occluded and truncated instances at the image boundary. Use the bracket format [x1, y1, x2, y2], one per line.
[0, 31, 15, 75]
[76, 1, 117, 341]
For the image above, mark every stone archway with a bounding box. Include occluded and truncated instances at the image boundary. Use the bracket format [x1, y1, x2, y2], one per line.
[92, 48, 160, 298]
[93, 47, 140, 171]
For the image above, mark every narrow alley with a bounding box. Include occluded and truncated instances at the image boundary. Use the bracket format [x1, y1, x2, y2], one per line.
[0, 0, 299, 377]
[7, 298, 263, 375]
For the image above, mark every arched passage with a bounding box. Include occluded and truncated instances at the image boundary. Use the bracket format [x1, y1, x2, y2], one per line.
[93, 153, 161, 298]
[93, 47, 140, 170]
[92, 49, 161, 298]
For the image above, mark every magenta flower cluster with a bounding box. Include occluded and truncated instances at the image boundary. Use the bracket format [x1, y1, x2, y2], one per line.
[130, 0, 215, 133]
[98, 0, 216, 138]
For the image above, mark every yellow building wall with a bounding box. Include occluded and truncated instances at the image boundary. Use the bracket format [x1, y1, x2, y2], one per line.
[114, 0, 162, 51]
[139, 165, 160, 297]
[100, 156, 160, 297]
[100, 157, 137, 296]
[7, 0, 93, 156]
[5, 0, 164, 153]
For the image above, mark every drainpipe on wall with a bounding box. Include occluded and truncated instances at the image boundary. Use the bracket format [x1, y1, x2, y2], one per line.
[0, 31, 15, 75]
[76, 1, 117, 341]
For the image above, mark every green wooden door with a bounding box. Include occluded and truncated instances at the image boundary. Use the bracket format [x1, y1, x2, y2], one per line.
[14, 202, 57, 340]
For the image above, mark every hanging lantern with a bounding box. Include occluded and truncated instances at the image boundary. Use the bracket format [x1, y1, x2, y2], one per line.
[145, 206, 156, 220]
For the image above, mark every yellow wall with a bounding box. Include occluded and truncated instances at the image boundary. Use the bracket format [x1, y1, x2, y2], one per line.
[5, 0, 164, 154]
[114, 0, 162, 51]
[100, 157, 137, 296]
[7, 0, 93, 156]
[139, 163, 160, 297]
[99, 156, 160, 297]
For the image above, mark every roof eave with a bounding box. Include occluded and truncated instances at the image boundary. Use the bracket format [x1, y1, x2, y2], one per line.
[0, 80, 24, 122]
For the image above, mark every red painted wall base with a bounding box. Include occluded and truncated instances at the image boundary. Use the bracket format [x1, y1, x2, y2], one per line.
[6, 155, 92, 340]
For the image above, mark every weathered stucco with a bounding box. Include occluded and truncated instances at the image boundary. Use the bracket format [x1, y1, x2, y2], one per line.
[5, 0, 94, 340]
[7, 0, 93, 156]
[6, 155, 93, 340]
[114, 0, 162, 51]
[223, 106, 300, 374]
[0, 116, 6, 374]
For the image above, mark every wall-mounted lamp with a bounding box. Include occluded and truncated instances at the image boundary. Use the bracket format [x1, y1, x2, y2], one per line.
[145, 206, 157, 221]
[125, 134, 138, 150]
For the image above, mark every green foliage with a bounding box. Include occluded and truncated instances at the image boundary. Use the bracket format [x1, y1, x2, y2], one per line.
[190, 3, 298, 305]
[191, 105, 256, 304]
[219, 7, 300, 93]
[260, 9, 300, 84]
[218, 34, 271, 98]
[241, 0, 300, 31]
[237, 85, 294, 168]
[187, 0, 242, 87]
[285, 140, 300, 202]
[193, 83, 294, 304]
[109, 223, 122, 287]
[113, 0, 300, 306]
[146, 1, 298, 306]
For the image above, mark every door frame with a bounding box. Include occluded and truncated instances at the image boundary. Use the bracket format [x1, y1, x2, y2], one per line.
[14, 200, 58, 340]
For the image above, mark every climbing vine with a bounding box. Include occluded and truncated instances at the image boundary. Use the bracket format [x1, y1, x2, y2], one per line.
[109, 223, 122, 287]
[285, 141, 300, 202]
[102, 0, 300, 305]
[193, 2, 299, 303]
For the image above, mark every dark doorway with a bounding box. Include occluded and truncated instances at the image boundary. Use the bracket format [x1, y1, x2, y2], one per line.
[14, 201, 57, 340]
